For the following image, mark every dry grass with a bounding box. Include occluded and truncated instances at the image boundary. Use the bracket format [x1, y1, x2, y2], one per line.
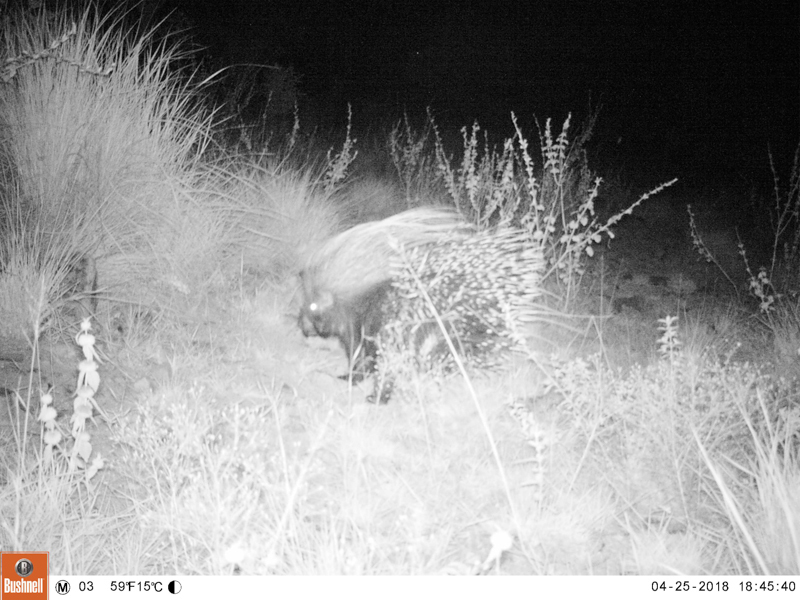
[0, 4, 222, 335]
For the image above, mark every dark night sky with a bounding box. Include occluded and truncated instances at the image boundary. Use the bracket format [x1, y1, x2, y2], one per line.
[170, 0, 797, 181]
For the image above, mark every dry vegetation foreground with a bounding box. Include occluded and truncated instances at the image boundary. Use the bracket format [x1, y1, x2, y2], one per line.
[0, 6, 798, 576]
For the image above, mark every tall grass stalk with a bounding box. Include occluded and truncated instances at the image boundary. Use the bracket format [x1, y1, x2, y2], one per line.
[388, 112, 438, 205]
[695, 387, 800, 575]
[767, 147, 800, 279]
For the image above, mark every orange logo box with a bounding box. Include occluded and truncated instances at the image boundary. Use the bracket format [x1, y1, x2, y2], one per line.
[0, 553, 47, 600]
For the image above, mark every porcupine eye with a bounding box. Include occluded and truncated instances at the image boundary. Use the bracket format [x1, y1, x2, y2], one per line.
[298, 299, 322, 337]
[308, 290, 338, 335]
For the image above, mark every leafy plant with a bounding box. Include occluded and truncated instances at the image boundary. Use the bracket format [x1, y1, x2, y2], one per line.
[430, 112, 676, 305]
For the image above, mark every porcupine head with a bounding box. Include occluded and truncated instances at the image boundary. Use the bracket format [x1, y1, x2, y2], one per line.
[299, 265, 391, 377]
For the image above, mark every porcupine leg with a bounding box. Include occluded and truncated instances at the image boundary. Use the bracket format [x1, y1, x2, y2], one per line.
[369, 370, 394, 404]
[338, 331, 377, 383]
[339, 334, 393, 403]
[337, 282, 391, 390]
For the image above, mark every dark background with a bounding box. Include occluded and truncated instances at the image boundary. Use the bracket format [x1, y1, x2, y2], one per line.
[175, 0, 798, 185]
[31, 0, 800, 188]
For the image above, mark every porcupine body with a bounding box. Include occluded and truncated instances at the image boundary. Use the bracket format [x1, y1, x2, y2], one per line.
[299, 207, 545, 403]
[298, 207, 472, 379]
[372, 228, 544, 401]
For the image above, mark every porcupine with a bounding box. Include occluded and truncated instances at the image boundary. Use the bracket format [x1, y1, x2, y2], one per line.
[298, 207, 472, 377]
[298, 207, 545, 403]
